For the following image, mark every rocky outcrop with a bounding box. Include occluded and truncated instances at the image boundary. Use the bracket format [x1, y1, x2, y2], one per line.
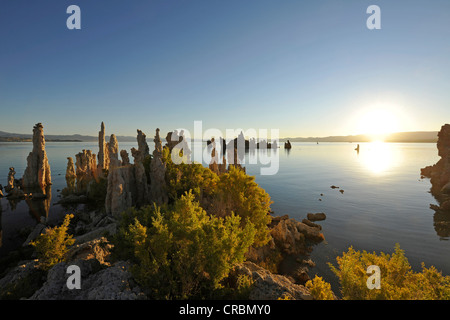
[131, 131, 150, 208]
[105, 135, 134, 218]
[306, 212, 326, 222]
[270, 216, 325, 255]
[232, 261, 312, 300]
[75, 150, 97, 193]
[120, 150, 130, 166]
[27, 237, 146, 300]
[65, 157, 76, 192]
[149, 129, 168, 205]
[284, 140, 292, 149]
[5, 167, 25, 199]
[421, 124, 450, 212]
[246, 214, 325, 286]
[22, 123, 51, 190]
[137, 129, 150, 158]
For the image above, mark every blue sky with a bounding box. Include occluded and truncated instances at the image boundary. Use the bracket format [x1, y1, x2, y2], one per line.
[0, 0, 449, 138]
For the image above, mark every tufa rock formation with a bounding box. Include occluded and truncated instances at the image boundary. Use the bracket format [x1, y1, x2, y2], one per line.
[149, 128, 168, 205]
[131, 130, 150, 208]
[105, 134, 134, 218]
[5, 167, 24, 199]
[22, 123, 51, 190]
[75, 150, 97, 193]
[97, 122, 109, 175]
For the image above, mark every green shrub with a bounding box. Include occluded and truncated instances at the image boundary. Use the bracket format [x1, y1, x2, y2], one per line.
[87, 176, 108, 204]
[305, 275, 335, 300]
[30, 214, 75, 270]
[328, 244, 450, 300]
[113, 191, 256, 299]
[212, 166, 272, 247]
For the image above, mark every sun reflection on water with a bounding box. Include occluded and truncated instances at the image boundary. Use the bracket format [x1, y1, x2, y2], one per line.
[358, 141, 403, 175]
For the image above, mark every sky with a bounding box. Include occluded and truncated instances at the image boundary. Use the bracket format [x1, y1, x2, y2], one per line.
[0, 0, 449, 139]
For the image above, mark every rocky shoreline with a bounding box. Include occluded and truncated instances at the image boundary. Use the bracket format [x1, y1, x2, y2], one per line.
[421, 124, 450, 238]
[0, 122, 327, 300]
[0, 202, 326, 300]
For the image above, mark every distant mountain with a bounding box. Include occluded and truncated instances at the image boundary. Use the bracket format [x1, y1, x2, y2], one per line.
[281, 131, 438, 143]
[0, 130, 439, 143]
[0, 130, 136, 142]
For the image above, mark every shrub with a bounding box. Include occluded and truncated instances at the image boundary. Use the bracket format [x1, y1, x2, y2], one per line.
[30, 214, 75, 270]
[328, 244, 450, 300]
[113, 191, 256, 299]
[305, 275, 335, 300]
[212, 166, 272, 247]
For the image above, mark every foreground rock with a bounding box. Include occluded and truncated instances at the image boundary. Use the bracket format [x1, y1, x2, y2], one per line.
[232, 261, 312, 300]
[29, 238, 146, 300]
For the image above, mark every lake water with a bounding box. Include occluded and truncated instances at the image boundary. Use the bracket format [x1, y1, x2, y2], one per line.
[1, 140, 449, 292]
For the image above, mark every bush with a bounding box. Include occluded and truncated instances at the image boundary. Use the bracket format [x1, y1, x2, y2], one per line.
[113, 191, 257, 299]
[30, 214, 75, 270]
[305, 275, 335, 300]
[212, 166, 272, 247]
[328, 244, 450, 300]
[162, 149, 271, 247]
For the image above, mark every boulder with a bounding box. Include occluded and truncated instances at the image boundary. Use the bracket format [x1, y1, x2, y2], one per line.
[232, 261, 312, 300]
[307, 212, 326, 221]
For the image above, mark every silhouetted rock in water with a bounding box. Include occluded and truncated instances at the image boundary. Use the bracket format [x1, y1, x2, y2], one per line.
[149, 128, 168, 206]
[105, 134, 134, 218]
[22, 123, 51, 191]
[208, 138, 220, 175]
[284, 140, 292, 149]
[65, 157, 76, 193]
[167, 130, 192, 164]
[5, 167, 24, 200]
[227, 147, 245, 173]
[355, 144, 360, 152]
[75, 150, 97, 194]
[306, 213, 326, 222]
[421, 124, 450, 213]
[97, 122, 109, 176]
[165, 130, 180, 153]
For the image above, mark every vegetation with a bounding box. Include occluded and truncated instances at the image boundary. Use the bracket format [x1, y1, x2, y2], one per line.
[305, 275, 335, 300]
[113, 191, 256, 299]
[30, 214, 75, 270]
[313, 244, 450, 300]
[87, 176, 108, 204]
[162, 147, 272, 248]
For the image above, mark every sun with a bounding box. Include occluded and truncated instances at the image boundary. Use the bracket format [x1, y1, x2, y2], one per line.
[356, 107, 400, 141]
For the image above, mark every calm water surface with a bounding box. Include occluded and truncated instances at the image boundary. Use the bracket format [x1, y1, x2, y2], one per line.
[0, 141, 448, 291]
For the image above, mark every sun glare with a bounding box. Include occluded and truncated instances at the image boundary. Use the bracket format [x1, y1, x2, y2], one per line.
[358, 141, 403, 175]
[357, 108, 399, 141]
